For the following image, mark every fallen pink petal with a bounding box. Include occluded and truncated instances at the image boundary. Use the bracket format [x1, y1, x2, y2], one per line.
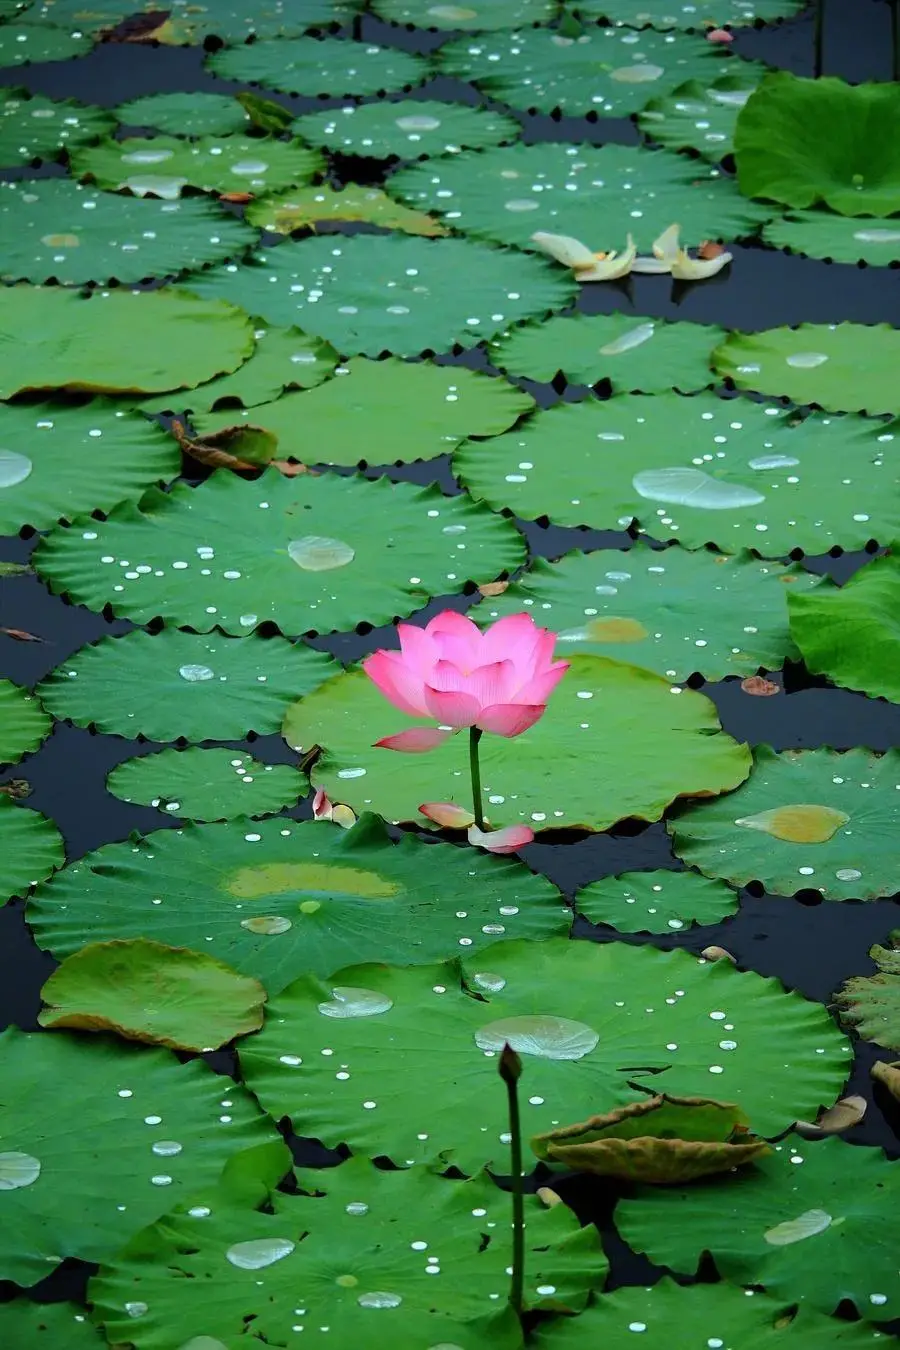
[467, 824, 535, 854]
[312, 787, 332, 820]
[419, 801, 477, 828]
[706, 26, 734, 42]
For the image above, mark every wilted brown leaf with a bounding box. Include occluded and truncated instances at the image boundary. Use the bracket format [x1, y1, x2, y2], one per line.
[741, 676, 780, 696]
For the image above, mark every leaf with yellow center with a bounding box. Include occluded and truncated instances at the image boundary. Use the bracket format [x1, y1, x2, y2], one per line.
[734, 804, 849, 844]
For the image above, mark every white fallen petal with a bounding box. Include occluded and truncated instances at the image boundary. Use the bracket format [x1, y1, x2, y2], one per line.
[640, 222, 733, 279]
[631, 255, 673, 274]
[531, 230, 598, 269]
[651, 221, 682, 263]
[669, 249, 732, 280]
[575, 234, 636, 281]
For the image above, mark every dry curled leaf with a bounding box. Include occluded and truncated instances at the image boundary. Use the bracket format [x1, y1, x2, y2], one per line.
[478, 580, 510, 598]
[0, 627, 44, 643]
[741, 676, 780, 696]
[701, 946, 736, 964]
[219, 192, 253, 205]
[698, 240, 727, 259]
[794, 1094, 867, 1139]
[871, 1060, 900, 1102]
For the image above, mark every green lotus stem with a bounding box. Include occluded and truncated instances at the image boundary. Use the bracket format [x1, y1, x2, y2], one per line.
[813, 0, 824, 77]
[469, 726, 485, 829]
[499, 1043, 525, 1320]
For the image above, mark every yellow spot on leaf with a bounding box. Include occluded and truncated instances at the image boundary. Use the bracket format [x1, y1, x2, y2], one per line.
[735, 804, 849, 844]
[40, 234, 79, 248]
[226, 862, 398, 901]
[586, 617, 650, 643]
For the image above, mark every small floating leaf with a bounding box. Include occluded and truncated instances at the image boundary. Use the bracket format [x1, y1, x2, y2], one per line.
[834, 933, 900, 1052]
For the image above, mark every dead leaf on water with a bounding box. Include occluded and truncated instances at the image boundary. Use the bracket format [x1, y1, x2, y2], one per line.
[741, 676, 780, 696]
[794, 1093, 867, 1138]
[871, 1060, 900, 1102]
[478, 580, 509, 598]
[735, 803, 850, 844]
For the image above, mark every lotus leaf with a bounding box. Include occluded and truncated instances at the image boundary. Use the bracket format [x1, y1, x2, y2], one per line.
[834, 931, 900, 1051]
[107, 746, 308, 823]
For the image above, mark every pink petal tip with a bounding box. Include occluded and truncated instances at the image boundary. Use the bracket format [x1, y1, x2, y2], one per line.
[467, 824, 535, 854]
[706, 27, 733, 41]
[374, 727, 453, 753]
[420, 801, 476, 828]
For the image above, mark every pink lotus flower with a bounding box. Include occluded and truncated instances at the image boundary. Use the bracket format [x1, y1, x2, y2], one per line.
[706, 26, 733, 42]
[363, 611, 569, 753]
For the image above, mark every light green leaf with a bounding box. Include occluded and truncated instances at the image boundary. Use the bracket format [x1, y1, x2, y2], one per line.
[713, 323, 900, 416]
[0, 1025, 287, 1284]
[37, 629, 338, 740]
[192, 356, 534, 465]
[835, 931, 900, 1052]
[763, 210, 900, 265]
[0, 798, 64, 903]
[472, 544, 816, 682]
[107, 747, 308, 823]
[238, 937, 848, 1170]
[736, 73, 900, 216]
[245, 182, 447, 236]
[0, 87, 113, 166]
[390, 142, 771, 254]
[374, 0, 557, 25]
[617, 1137, 899, 1321]
[115, 91, 252, 137]
[669, 745, 900, 900]
[27, 814, 570, 994]
[185, 233, 577, 358]
[207, 36, 428, 98]
[454, 393, 900, 555]
[0, 1301, 104, 1349]
[293, 98, 520, 159]
[638, 76, 758, 162]
[72, 134, 323, 199]
[575, 868, 738, 935]
[0, 22, 92, 66]
[0, 285, 253, 398]
[576, 0, 804, 25]
[0, 678, 51, 764]
[284, 656, 751, 832]
[489, 313, 723, 392]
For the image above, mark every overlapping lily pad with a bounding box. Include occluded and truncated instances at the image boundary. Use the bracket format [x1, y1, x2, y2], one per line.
[0, 1301, 104, 1350]
[0, 87, 113, 166]
[26, 814, 570, 994]
[617, 1137, 900, 1321]
[669, 746, 900, 900]
[438, 27, 765, 118]
[115, 91, 252, 137]
[293, 98, 520, 159]
[0, 799, 64, 904]
[91, 1160, 599, 1350]
[72, 134, 324, 199]
[576, 0, 805, 25]
[284, 656, 751, 831]
[491, 313, 721, 392]
[185, 233, 577, 357]
[714, 323, 900, 416]
[473, 544, 816, 682]
[207, 36, 428, 98]
[35, 470, 525, 634]
[34, 0, 360, 39]
[0, 678, 51, 764]
[107, 747, 308, 822]
[637, 77, 757, 162]
[763, 211, 900, 265]
[374, 0, 558, 25]
[0, 286, 253, 397]
[736, 73, 900, 216]
[0, 1025, 286, 1285]
[0, 180, 257, 284]
[0, 22, 91, 66]
[390, 142, 771, 254]
[835, 932, 900, 1051]
[454, 393, 900, 555]
[575, 868, 739, 935]
[238, 936, 847, 1170]
[245, 182, 447, 236]
[191, 356, 534, 465]
[37, 629, 338, 741]
[788, 551, 900, 704]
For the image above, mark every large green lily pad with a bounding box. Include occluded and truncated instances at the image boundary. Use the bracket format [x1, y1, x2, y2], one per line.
[245, 182, 446, 236]
[91, 1159, 600, 1350]
[0, 798, 64, 904]
[185, 233, 577, 357]
[191, 356, 534, 465]
[714, 324, 900, 416]
[207, 36, 428, 98]
[438, 26, 764, 118]
[763, 211, 900, 266]
[0, 286, 253, 398]
[474, 544, 816, 681]
[575, 868, 739, 935]
[0, 1025, 287, 1285]
[0, 22, 92, 65]
[37, 629, 338, 741]
[617, 1137, 900, 1321]
[834, 932, 900, 1051]
[788, 550, 900, 704]
[72, 134, 324, 199]
[26, 814, 570, 995]
[115, 91, 252, 137]
[107, 747, 308, 823]
[669, 745, 900, 900]
[454, 393, 900, 555]
[34, 470, 525, 635]
[373, 0, 558, 26]
[0, 1301, 105, 1350]
[390, 141, 771, 254]
[293, 98, 520, 160]
[238, 936, 848, 1171]
[141, 0, 362, 42]
[489, 312, 723, 392]
[638, 76, 758, 162]
[284, 656, 751, 832]
[0, 87, 113, 166]
[735, 73, 900, 216]
[576, 0, 805, 25]
[0, 678, 51, 764]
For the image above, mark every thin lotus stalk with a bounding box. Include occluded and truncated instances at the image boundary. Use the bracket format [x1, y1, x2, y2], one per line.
[469, 726, 485, 830]
[814, 0, 825, 77]
[499, 1042, 525, 1320]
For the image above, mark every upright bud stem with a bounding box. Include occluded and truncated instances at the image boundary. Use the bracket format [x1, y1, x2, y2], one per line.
[498, 1042, 525, 1320]
[469, 726, 485, 830]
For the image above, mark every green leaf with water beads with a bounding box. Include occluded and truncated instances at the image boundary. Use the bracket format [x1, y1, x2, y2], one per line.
[834, 932, 900, 1052]
[185, 233, 577, 358]
[72, 134, 324, 200]
[618, 1137, 899, 1321]
[455, 393, 900, 555]
[669, 745, 900, 901]
[107, 747, 307, 823]
[207, 36, 428, 98]
[787, 551, 900, 704]
[27, 814, 569, 995]
[763, 211, 900, 266]
[293, 99, 520, 160]
[238, 936, 847, 1171]
[0, 799, 63, 904]
[33, 0, 361, 39]
[0, 1301, 105, 1349]
[390, 142, 770, 256]
[91, 1158, 599, 1350]
[0, 23, 92, 66]
[34, 470, 525, 635]
[575, 0, 805, 25]
[0, 180, 257, 285]
[284, 657, 751, 832]
[438, 27, 765, 118]
[713, 323, 900, 416]
[115, 92, 252, 137]
[575, 868, 738, 936]
[0, 87, 113, 166]
[0, 679, 51, 764]
[0, 1025, 287, 1285]
[735, 73, 900, 217]
[489, 313, 723, 392]
[373, 0, 558, 26]
[533, 1280, 885, 1350]
[191, 356, 534, 466]
[37, 629, 338, 741]
[637, 77, 757, 162]
[472, 544, 816, 683]
[245, 183, 448, 237]
[0, 286, 254, 398]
